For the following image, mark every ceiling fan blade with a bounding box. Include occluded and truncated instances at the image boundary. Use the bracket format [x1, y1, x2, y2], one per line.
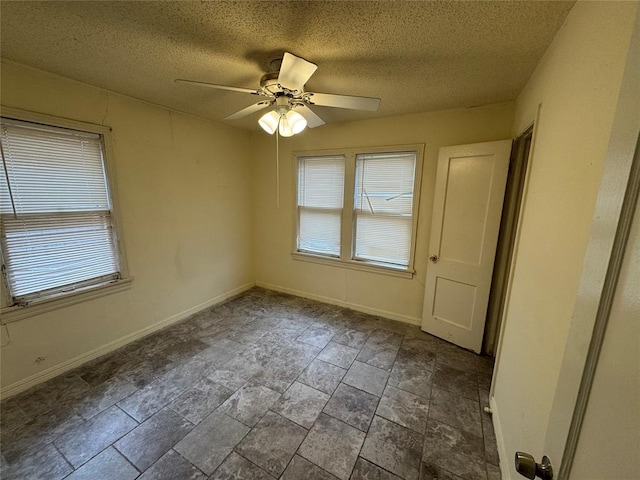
[175, 79, 261, 96]
[225, 101, 273, 120]
[278, 52, 318, 92]
[306, 92, 380, 111]
[295, 104, 325, 128]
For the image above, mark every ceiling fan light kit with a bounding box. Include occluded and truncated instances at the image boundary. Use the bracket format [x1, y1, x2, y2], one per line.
[258, 96, 308, 136]
[176, 52, 381, 137]
[258, 110, 279, 135]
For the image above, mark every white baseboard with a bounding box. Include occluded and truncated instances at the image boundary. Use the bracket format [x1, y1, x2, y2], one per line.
[0, 282, 255, 400]
[490, 394, 511, 480]
[256, 281, 421, 326]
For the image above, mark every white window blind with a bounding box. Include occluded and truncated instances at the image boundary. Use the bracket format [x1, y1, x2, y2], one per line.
[0, 118, 120, 303]
[354, 151, 417, 266]
[297, 155, 345, 256]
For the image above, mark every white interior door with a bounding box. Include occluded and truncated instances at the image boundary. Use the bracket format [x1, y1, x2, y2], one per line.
[422, 140, 511, 353]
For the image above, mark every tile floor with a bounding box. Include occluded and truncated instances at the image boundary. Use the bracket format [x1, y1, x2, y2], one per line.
[0, 288, 501, 480]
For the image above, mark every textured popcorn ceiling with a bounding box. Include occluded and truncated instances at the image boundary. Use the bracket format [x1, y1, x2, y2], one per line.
[0, 1, 574, 131]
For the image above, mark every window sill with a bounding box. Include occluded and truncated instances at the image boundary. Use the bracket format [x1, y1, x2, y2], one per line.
[1, 277, 133, 324]
[292, 251, 415, 279]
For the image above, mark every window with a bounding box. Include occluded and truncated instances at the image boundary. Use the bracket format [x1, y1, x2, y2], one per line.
[297, 155, 345, 256]
[294, 146, 422, 276]
[0, 111, 127, 313]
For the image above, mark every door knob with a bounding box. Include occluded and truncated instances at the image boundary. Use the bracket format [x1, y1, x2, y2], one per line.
[429, 255, 438, 263]
[515, 452, 553, 480]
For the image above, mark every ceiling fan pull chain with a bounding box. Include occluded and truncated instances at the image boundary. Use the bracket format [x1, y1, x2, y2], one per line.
[276, 127, 280, 209]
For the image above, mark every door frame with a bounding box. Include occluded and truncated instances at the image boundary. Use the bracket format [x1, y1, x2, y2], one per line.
[483, 125, 534, 355]
[490, 105, 541, 401]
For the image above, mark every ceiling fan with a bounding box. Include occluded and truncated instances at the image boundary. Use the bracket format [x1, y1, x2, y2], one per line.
[175, 52, 381, 136]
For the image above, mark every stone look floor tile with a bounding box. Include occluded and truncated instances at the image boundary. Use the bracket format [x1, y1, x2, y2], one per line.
[475, 355, 495, 378]
[158, 338, 210, 364]
[375, 319, 412, 336]
[210, 452, 273, 479]
[376, 385, 430, 434]
[69, 376, 139, 420]
[17, 374, 91, 418]
[191, 339, 245, 368]
[137, 449, 206, 480]
[388, 356, 434, 399]
[398, 338, 438, 366]
[278, 318, 313, 333]
[116, 364, 201, 422]
[250, 357, 309, 394]
[432, 364, 479, 401]
[422, 419, 487, 480]
[332, 329, 370, 349]
[357, 330, 403, 370]
[298, 359, 347, 395]
[225, 326, 269, 345]
[280, 341, 322, 366]
[486, 463, 502, 480]
[298, 413, 365, 480]
[1, 406, 85, 463]
[479, 389, 490, 410]
[351, 457, 402, 480]
[235, 411, 307, 477]
[428, 388, 482, 437]
[77, 355, 133, 387]
[64, 447, 139, 480]
[0, 399, 29, 434]
[297, 325, 335, 349]
[207, 355, 263, 391]
[360, 416, 424, 480]
[174, 411, 250, 475]
[420, 462, 465, 480]
[1, 442, 73, 480]
[218, 383, 281, 427]
[3, 289, 502, 480]
[116, 355, 176, 389]
[281, 454, 339, 480]
[195, 323, 230, 345]
[54, 405, 138, 468]
[240, 341, 285, 367]
[323, 383, 378, 432]
[271, 381, 329, 428]
[343, 361, 389, 397]
[436, 343, 477, 372]
[114, 408, 193, 470]
[168, 378, 234, 424]
[317, 341, 360, 369]
[477, 372, 492, 392]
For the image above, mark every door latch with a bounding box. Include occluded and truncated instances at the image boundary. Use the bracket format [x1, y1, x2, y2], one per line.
[515, 452, 553, 480]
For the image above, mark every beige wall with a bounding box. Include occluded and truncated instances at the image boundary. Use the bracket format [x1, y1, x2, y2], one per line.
[492, 2, 638, 479]
[0, 61, 255, 393]
[250, 104, 514, 323]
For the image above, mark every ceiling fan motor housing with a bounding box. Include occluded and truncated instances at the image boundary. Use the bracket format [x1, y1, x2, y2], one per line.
[260, 72, 281, 95]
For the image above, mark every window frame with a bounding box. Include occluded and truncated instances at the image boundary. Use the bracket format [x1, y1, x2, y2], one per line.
[296, 153, 346, 258]
[0, 106, 132, 324]
[292, 144, 424, 278]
